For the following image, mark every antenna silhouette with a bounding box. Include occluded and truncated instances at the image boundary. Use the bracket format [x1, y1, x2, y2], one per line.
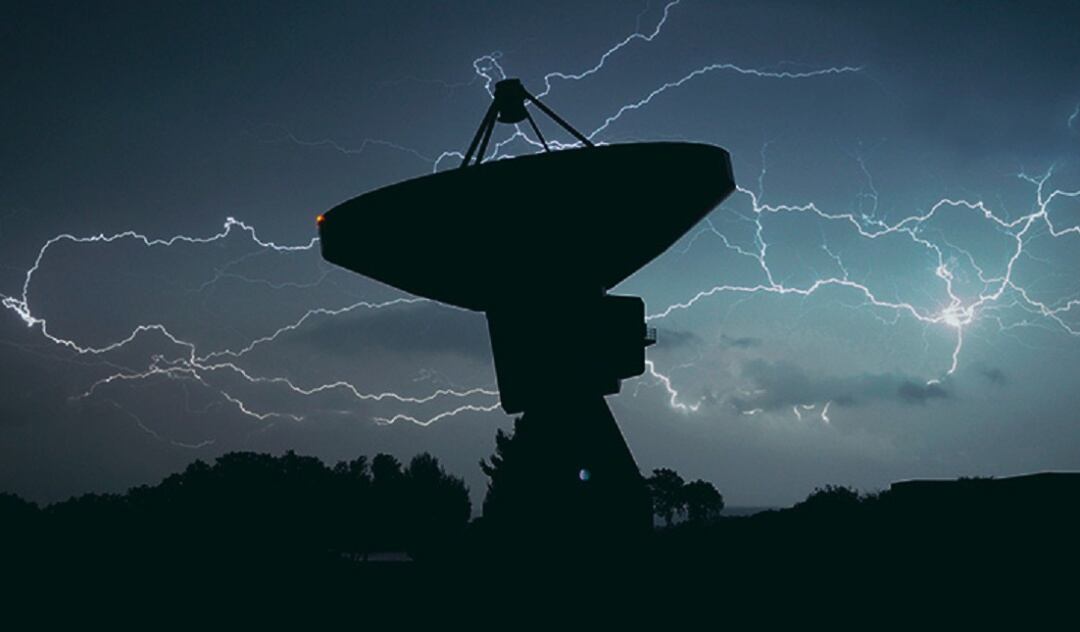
[460, 79, 594, 168]
[318, 78, 736, 548]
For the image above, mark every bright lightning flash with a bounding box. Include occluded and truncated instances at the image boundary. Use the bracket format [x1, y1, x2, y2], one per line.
[3, 0, 1077, 444]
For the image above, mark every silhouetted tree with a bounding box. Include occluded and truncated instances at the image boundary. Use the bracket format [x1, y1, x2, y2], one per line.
[402, 453, 471, 559]
[371, 453, 406, 551]
[372, 453, 403, 485]
[794, 484, 862, 515]
[332, 456, 372, 556]
[478, 425, 522, 524]
[479, 417, 575, 530]
[647, 468, 687, 527]
[0, 493, 40, 564]
[479, 415, 598, 528]
[5, 449, 476, 569]
[0, 492, 39, 523]
[479, 410, 652, 554]
[682, 479, 724, 525]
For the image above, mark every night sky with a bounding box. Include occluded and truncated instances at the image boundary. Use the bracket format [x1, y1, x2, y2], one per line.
[3, 0, 1080, 508]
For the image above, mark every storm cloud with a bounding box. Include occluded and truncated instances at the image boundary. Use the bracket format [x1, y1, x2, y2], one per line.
[731, 359, 952, 413]
[978, 367, 1008, 386]
[653, 327, 702, 350]
[2, 0, 1079, 510]
[719, 334, 763, 349]
[296, 301, 490, 360]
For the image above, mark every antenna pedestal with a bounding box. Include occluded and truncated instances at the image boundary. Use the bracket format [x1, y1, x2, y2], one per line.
[316, 77, 738, 555]
[480, 393, 653, 556]
[480, 292, 656, 554]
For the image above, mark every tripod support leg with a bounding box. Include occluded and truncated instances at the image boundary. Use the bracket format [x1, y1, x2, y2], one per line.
[460, 102, 498, 169]
[474, 111, 497, 166]
[524, 91, 595, 148]
[524, 110, 550, 152]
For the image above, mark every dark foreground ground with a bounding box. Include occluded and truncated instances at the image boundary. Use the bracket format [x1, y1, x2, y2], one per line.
[5, 472, 1078, 606]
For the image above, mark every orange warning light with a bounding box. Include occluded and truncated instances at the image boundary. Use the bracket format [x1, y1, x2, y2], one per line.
[316, 214, 325, 226]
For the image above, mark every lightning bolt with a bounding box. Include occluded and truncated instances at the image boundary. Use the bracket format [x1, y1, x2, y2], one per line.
[433, 1, 861, 171]
[6, 0, 1077, 445]
[1, 218, 499, 440]
[643, 162, 1080, 416]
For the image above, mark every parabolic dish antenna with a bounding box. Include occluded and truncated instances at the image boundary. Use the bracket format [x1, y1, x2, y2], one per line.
[318, 78, 735, 539]
[319, 79, 734, 413]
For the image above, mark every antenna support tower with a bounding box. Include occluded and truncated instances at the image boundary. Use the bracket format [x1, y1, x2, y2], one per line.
[317, 78, 736, 551]
[460, 79, 594, 168]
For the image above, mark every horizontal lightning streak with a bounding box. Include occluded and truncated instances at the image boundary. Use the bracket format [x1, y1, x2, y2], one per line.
[1, 219, 499, 428]
[0, 0, 888, 428]
[645, 168, 1080, 416]
[9, 0, 1076, 437]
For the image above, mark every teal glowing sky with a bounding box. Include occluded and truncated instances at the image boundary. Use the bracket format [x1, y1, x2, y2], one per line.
[2, 0, 1079, 506]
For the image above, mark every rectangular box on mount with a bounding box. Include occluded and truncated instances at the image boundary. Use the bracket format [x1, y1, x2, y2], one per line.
[486, 294, 648, 414]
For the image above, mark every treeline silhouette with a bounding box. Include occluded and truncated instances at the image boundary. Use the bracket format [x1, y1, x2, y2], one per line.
[646, 467, 724, 527]
[475, 409, 654, 554]
[1, 450, 471, 572]
[4, 442, 1079, 581]
[652, 473, 1080, 576]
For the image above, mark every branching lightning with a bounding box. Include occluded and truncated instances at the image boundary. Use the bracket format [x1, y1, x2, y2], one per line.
[644, 168, 1080, 414]
[4, 0, 1079, 445]
[1, 219, 499, 439]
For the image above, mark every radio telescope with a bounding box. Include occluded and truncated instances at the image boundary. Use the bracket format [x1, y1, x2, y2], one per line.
[319, 79, 735, 540]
